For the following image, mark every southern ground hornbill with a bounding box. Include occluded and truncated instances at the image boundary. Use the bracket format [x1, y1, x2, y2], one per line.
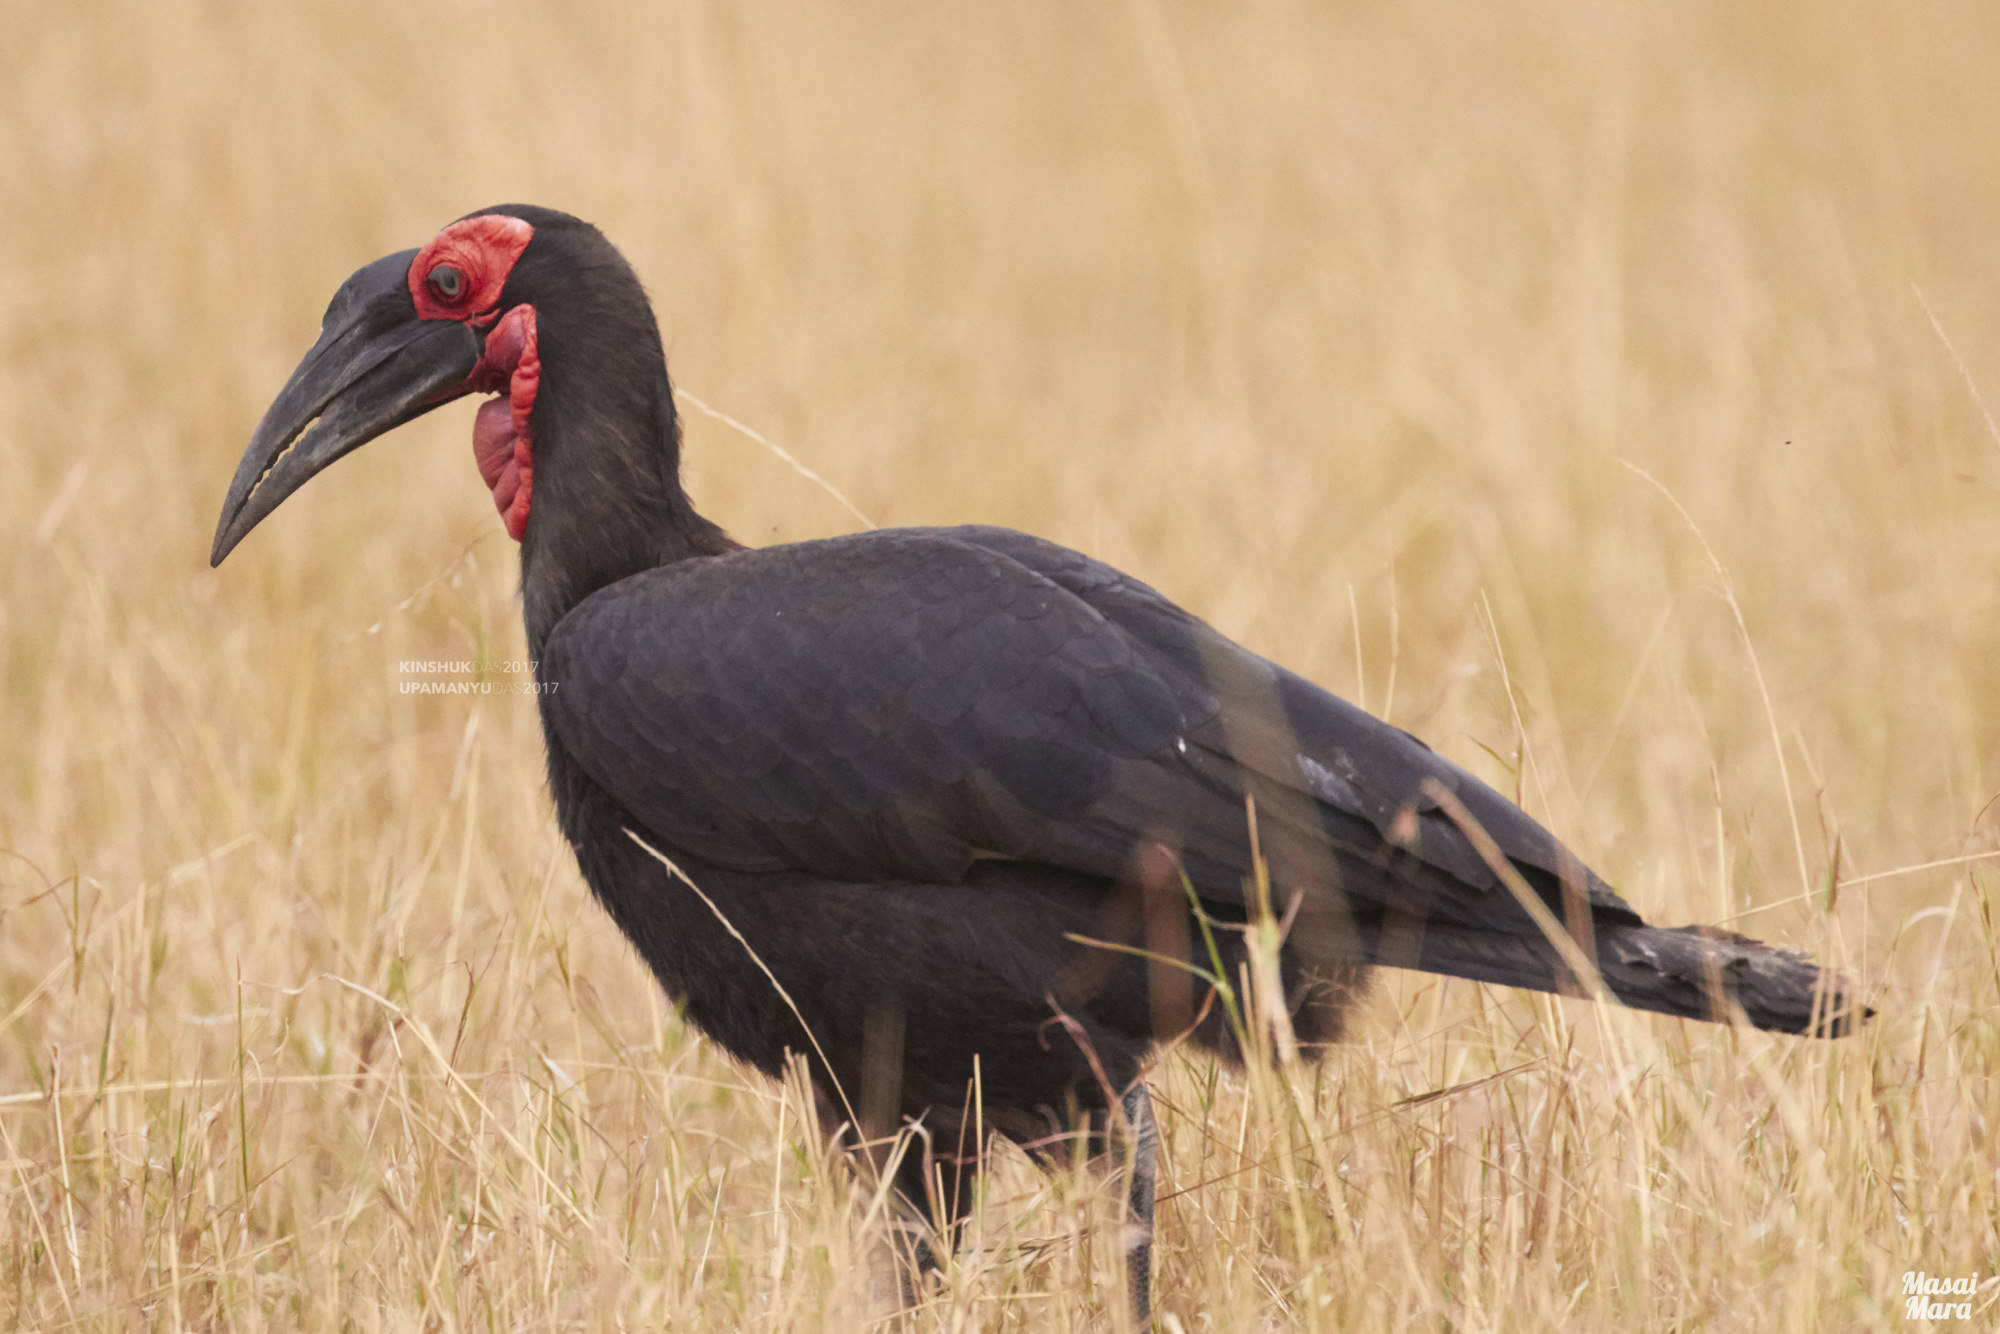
[211, 205, 1865, 1321]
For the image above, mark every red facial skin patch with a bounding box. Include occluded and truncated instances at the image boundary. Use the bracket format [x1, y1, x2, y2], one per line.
[408, 215, 533, 321]
[404, 214, 539, 540]
[467, 304, 539, 541]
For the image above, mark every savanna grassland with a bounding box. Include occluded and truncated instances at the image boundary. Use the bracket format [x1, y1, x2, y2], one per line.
[4, 3, 1998, 1329]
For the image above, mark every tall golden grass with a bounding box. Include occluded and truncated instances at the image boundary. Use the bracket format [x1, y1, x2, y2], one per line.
[4, 2, 1997, 1328]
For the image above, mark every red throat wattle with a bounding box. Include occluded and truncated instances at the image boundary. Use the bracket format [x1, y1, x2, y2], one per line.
[405, 214, 541, 541]
[469, 305, 540, 541]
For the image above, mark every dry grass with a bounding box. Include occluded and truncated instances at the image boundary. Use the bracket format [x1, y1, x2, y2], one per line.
[5, 2, 1999, 1329]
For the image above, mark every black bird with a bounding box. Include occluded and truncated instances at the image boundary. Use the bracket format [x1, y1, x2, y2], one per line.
[211, 205, 1865, 1322]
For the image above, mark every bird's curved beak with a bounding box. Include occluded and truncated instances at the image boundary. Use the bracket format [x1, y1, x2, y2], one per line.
[210, 249, 484, 566]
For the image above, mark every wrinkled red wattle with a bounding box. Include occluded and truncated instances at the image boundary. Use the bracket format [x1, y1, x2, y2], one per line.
[467, 304, 539, 541]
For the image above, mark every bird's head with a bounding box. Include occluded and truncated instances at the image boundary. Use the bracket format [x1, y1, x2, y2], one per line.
[210, 205, 672, 568]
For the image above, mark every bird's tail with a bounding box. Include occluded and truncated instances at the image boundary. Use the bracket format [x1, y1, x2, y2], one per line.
[1369, 918, 1869, 1037]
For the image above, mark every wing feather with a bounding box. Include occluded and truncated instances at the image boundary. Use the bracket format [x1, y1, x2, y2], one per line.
[545, 525, 1633, 933]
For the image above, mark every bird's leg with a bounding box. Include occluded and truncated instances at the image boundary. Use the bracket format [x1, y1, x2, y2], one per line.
[868, 1176, 949, 1313]
[875, 1119, 973, 1311]
[881, 1215, 944, 1309]
[1119, 1080, 1159, 1329]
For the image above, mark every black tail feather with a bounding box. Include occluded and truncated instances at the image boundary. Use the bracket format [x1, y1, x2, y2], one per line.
[1365, 918, 1870, 1037]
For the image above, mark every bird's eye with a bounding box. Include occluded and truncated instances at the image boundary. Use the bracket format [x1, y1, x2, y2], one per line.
[428, 265, 465, 301]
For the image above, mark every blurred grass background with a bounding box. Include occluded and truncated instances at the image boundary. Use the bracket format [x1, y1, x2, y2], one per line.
[4, 1, 1998, 1328]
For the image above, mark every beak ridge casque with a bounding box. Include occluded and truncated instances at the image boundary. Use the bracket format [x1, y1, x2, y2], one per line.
[210, 257, 481, 567]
